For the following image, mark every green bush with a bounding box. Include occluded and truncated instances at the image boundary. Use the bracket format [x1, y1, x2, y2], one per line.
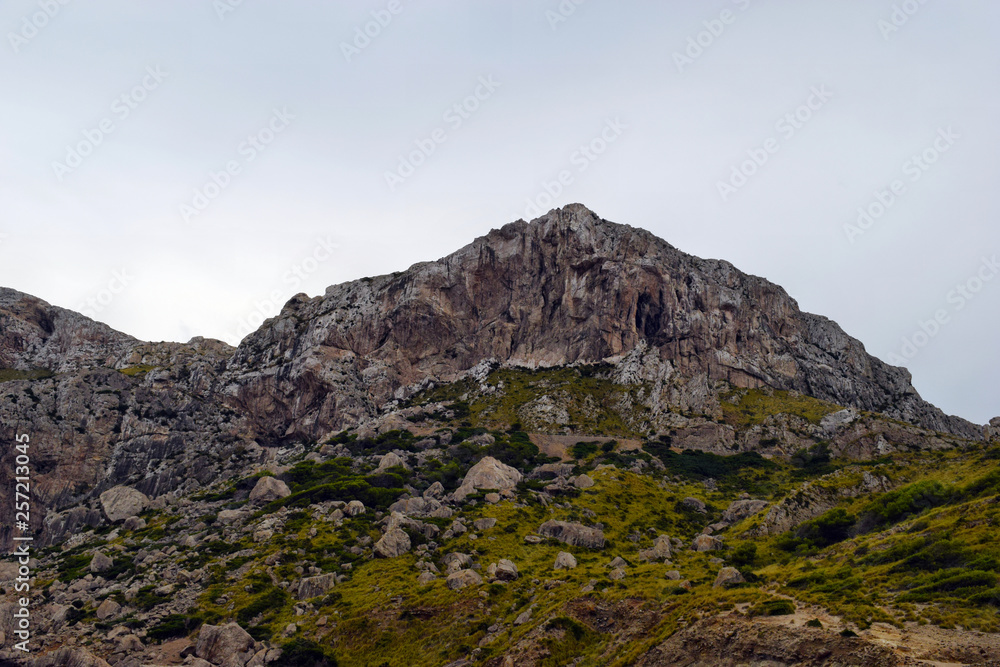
[276, 639, 337, 667]
[750, 599, 796, 616]
[237, 587, 290, 625]
[147, 614, 202, 641]
[861, 481, 955, 529]
[571, 441, 600, 459]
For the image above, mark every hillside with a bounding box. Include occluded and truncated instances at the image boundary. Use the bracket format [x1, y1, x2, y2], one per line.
[1, 205, 998, 666]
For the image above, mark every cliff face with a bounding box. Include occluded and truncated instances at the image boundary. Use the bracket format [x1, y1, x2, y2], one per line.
[0, 205, 983, 547]
[224, 203, 980, 443]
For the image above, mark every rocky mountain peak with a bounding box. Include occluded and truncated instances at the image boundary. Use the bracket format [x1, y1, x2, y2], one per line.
[226, 205, 980, 443]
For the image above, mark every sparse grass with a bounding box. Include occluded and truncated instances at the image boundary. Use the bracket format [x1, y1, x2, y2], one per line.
[0, 367, 54, 382]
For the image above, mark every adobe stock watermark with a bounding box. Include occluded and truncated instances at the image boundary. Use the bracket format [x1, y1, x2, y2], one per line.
[8, 0, 72, 54]
[384, 75, 501, 192]
[546, 0, 586, 31]
[179, 107, 294, 223]
[51, 66, 168, 181]
[76, 268, 133, 320]
[341, 0, 405, 62]
[887, 254, 999, 366]
[523, 117, 627, 219]
[224, 235, 339, 343]
[844, 126, 959, 244]
[716, 85, 833, 202]
[878, 0, 931, 40]
[673, 0, 753, 74]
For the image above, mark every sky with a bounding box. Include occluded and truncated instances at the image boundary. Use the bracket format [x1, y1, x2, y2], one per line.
[0, 1, 997, 426]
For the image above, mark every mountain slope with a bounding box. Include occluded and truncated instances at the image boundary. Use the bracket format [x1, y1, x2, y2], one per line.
[2, 205, 999, 667]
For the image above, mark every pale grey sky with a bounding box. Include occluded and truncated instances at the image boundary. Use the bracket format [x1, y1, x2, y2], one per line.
[1, 1, 998, 425]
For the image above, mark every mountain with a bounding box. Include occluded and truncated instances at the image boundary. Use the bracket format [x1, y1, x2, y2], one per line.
[1, 205, 998, 667]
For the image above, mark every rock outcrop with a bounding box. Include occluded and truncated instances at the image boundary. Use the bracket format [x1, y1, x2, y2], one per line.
[195, 623, 256, 667]
[248, 476, 291, 503]
[453, 456, 522, 501]
[538, 520, 605, 548]
[99, 486, 150, 522]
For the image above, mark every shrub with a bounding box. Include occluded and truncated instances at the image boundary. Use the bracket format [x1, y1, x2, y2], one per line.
[750, 599, 796, 616]
[237, 587, 289, 625]
[276, 639, 337, 667]
[147, 614, 202, 641]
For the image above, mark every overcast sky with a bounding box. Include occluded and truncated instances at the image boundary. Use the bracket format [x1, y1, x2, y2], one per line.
[1, 1, 997, 425]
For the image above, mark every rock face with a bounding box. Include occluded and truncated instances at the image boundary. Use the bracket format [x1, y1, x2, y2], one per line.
[99, 486, 150, 522]
[195, 623, 256, 667]
[223, 204, 981, 445]
[721, 499, 769, 525]
[453, 456, 522, 501]
[538, 520, 606, 548]
[0, 204, 984, 548]
[248, 476, 291, 503]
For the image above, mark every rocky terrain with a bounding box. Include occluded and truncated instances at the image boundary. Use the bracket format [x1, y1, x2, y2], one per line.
[1, 205, 999, 666]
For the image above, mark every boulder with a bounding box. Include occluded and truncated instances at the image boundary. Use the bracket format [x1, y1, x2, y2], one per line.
[249, 476, 291, 503]
[453, 456, 522, 501]
[389, 496, 442, 517]
[446, 569, 483, 590]
[665, 570, 681, 580]
[374, 528, 411, 559]
[572, 474, 595, 489]
[494, 559, 518, 582]
[638, 535, 672, 562]
[298, 573, 336, 600]
[195, 623, 256, 667]
[538, 520, 605, 548]
[99, 486, 150, 522]
[417, 572, 436, 585]
[96, 599, 121, 621]
[345, 500, 366, 516]
[423, 481, 445, 499]
[377, 451, 408, 471]
[473, 518, 497, 531]
[31, 649, 112, 667]
[122, 516, 146, 531]
[216, 509, 245, 524]
[609, 568, 626, 580]
[442, 552, 474, 574]
[553, 552, 577, 570]
[89, 552, 114, 573]
[713, 567, 745, 588]
[692, 535, 723, 552]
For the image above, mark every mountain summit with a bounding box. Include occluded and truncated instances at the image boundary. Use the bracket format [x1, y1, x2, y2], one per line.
[228, 203, 978, 442]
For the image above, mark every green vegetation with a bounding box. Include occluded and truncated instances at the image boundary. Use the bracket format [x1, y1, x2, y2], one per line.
[721, 388, 841, 427]
[119, 364, 156, 377]
[0, 367, 54, 382]
[408, 364, 650, 437]
[147, 614, 203, 641]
